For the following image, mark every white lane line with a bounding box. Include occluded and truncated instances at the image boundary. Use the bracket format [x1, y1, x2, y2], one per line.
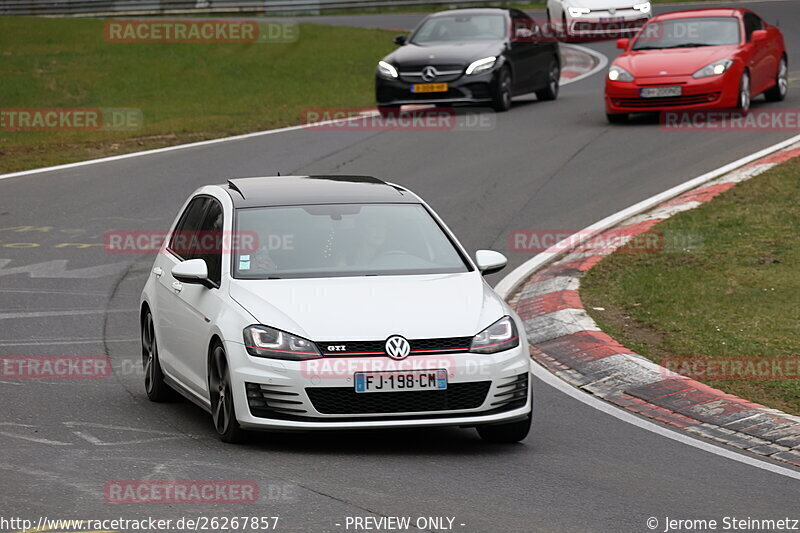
[0, 115, 378, 182]
[0, 337, 137, 346]
[496, 133, 800, 480]
[531, 361, 800, 480]
[0, 308, 136, 320]
[0, 46, 606, 183]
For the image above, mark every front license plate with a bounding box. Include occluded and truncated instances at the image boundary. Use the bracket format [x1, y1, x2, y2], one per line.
[354, 369, 447, 393]
[640, 86, 682, 98]
[412, 83, 448, 93]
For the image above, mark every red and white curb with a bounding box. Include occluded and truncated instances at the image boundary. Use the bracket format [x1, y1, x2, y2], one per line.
[560, 44, 606, 83]
[500, 136, 800, 468]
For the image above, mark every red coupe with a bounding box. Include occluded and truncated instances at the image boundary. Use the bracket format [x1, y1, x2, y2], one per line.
[605, 8, 788, 123]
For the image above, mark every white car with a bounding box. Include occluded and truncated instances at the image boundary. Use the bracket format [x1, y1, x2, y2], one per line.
[140, 176, 532, 443]
[547, 0, 652, 39]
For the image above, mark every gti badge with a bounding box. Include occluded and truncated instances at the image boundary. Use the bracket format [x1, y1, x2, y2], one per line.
[385, 335, 411, 360]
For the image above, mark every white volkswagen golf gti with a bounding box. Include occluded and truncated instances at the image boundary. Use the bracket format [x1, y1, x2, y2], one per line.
[547, 0, 651, 39]
[140, 176, 532, 443]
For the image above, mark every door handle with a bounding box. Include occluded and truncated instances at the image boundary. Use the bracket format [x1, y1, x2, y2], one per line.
[172, 281, 183, 293]
[152, 267, 163, 278]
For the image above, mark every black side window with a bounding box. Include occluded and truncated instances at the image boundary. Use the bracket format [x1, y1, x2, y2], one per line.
[744, 13, 763, 41]
[168, 197, 209, 259]
[196, 200, 224, 285]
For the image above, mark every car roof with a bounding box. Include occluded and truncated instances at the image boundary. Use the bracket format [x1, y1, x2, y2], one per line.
[222, 175, 419, 208]
[652, 8, 741, 21]
[428, 8, 511, 17]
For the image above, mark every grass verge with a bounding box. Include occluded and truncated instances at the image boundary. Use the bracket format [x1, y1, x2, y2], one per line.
[0, 17, 395, 173]
[581, 157, 800, 415]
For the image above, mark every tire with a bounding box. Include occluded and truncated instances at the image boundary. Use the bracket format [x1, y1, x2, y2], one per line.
[606, 113, 628, 124]
[535, 57, 560, 101]
[764, 55, 788, 102]
[209, 343, 247, 444]
[736, 70, 751, 113]
[141, 309, 178, 402]
[377, 105, 401, 117]
[477, 413, 532, 443]
[491, 67, 512, 112]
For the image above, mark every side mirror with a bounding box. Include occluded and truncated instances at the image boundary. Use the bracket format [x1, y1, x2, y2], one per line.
[616, 38, 629, 50]
[172, 259, 210, 286]
[751, 30, 767, 42]
[475, 250, 507, 276]
[394, 34, 407, 45]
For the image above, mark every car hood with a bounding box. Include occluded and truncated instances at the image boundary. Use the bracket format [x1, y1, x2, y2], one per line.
[385, 41, 504, 68]
[618, 45, 738, 77]
[229, 272, 506, 341]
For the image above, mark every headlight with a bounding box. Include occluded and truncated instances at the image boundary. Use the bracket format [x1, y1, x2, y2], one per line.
[465, 56, 497, 75]
[692, 59, 733, 79]
[377, 60, 398, 79]
[243, 325, 321, 361]
[608, 65, 635, 82]
[633, 2, 651, 13]
[568, 6, 591, 17]
[470, 316, 520, 354]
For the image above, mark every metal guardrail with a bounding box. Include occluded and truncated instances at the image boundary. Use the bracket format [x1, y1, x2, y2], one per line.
[0, 0, 525, 16]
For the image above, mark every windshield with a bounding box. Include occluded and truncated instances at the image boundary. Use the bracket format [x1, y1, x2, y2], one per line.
[233, 203, 471, 279]
[632, 17, 741, 50]
[411, 14, 507, 44]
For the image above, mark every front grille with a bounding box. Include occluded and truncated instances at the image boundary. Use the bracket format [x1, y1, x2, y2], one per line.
[613, 93, 721, 108]
[246, 382, 308, 418]
[306, 381, 491, 414]
[399, 64, 464, 83]
[317, 337, 473, 357]
[574, 20, 645, 32]
[490, 373, 529, 410]
[400, 73, 463, 83]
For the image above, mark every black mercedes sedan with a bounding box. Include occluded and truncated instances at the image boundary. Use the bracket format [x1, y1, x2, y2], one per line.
[375, 8, 560, 114]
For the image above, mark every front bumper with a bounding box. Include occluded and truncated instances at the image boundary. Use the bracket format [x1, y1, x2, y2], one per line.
[567, 11, 649, 37]
[605, 72, 740, 113]
[226, 340, 532, 430]
[376, 69, 495, 107]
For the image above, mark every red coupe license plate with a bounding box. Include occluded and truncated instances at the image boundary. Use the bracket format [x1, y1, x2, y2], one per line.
[640, 86, 682, 98]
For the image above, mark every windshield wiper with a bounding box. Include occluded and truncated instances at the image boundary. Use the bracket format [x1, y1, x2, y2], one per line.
[634, 43, 714, 51]
[661, 43, 714, 49]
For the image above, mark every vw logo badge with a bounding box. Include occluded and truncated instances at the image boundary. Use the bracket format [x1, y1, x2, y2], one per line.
[385, 335, 411, 360]
[421, 66, 437, 82]
[608, 7, 616, 15]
